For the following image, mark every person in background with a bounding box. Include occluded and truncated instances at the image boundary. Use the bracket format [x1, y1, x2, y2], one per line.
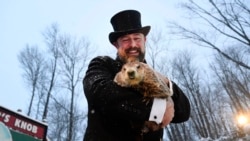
[83, 9, 190, 141]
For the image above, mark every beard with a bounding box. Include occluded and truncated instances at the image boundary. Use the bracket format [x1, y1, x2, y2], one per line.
[118, 47, 145, 63]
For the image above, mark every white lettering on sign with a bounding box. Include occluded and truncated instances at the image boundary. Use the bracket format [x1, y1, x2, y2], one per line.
[0, 112, 10, 123]
[14, 118, 38, 133]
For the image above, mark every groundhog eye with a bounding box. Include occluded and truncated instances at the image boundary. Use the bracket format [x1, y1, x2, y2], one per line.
[137, 65, 140, 69]
[123, 68, 126, 71]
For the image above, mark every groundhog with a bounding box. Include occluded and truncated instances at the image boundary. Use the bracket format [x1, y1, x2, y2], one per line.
[114, 61, 173, 133]
[114, 61, 173, 99]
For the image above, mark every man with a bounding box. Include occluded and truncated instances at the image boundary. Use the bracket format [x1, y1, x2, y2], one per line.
[83, 9, 190, 141]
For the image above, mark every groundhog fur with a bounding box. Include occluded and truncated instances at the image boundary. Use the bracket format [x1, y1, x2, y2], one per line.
[114, 61, 173, 99]
[114, 61, 173, 133]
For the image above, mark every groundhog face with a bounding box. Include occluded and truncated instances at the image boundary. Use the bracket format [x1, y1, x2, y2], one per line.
[114, 62, 145, 87]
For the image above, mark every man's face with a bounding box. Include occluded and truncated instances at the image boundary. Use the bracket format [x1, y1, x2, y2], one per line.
[114, 33, 146, 63]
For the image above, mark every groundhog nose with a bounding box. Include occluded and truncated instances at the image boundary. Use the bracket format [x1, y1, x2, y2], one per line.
[128, 71, 135, 79]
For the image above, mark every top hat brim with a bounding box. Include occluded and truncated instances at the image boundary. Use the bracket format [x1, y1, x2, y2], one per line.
[109, 26, 150, 44]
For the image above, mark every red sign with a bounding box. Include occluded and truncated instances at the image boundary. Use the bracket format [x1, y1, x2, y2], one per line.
[0, 106, 47, 140]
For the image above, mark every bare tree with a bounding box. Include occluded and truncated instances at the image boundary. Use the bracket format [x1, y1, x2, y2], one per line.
[18, 45, 45, 116]
[169, 0, 250, 70]
[20, 23, 92, 141]
[209, 45, 250, 139]
[165, 50, 233, 140]
[47, 96, 87, 141]
[163, 45, 250, 140]
[146, 27, 170, 71]
[41, 23, 61, 120]
[165, 0, 250, 139]
[210, 45, 250, 111]
[57, 33, 92, 141]
[48, 96, 72, 141]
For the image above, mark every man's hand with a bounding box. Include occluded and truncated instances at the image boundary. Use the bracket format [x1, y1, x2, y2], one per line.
[160, 97, 174, 128]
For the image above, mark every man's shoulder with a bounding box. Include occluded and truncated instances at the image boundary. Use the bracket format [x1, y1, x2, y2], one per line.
[87, 56, 122, 73]
[90, 55, 115, 63]
[88, 56, 121, 67]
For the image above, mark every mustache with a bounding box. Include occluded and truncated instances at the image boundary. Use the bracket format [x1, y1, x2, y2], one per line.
[125, 47, 141, 52]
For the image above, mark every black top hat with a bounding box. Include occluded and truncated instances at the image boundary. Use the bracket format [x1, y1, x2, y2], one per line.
[109, 10, 151, 43]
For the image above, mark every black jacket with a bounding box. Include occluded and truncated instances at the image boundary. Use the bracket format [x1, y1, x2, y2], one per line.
[83, 56, 190, 141]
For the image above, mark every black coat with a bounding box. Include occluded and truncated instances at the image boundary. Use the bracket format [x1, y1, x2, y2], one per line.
[83, 56, 190, 141]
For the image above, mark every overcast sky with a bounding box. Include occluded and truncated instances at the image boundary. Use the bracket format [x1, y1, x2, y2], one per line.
[1, 0, 209, 113]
